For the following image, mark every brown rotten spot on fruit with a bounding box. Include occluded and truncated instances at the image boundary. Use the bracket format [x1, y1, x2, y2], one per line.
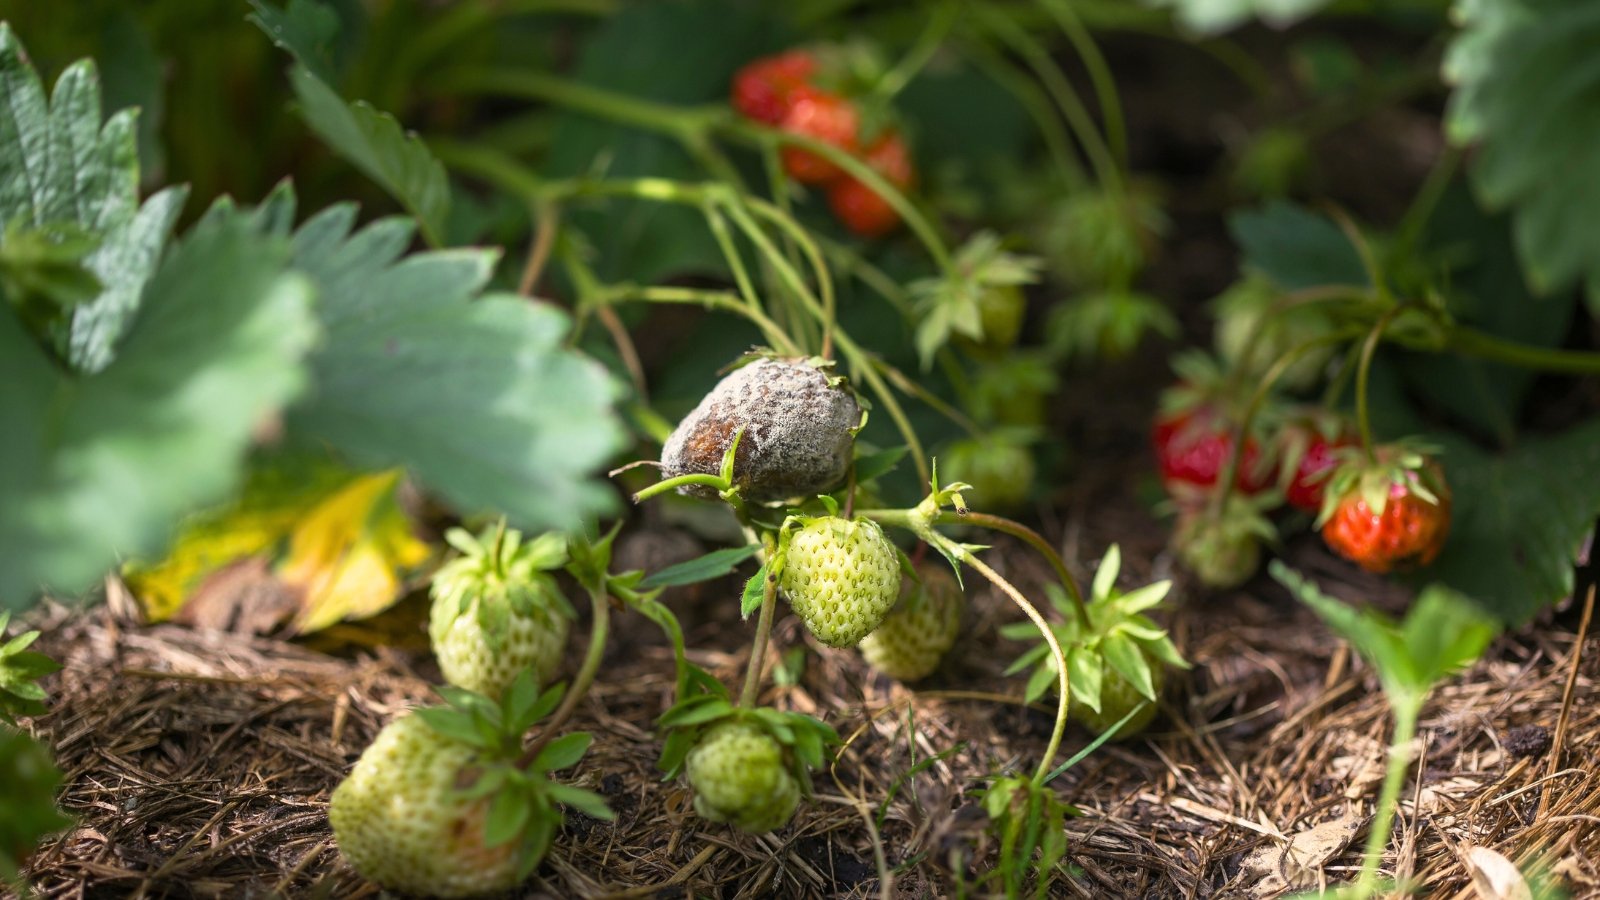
[661, 357, 863, 503]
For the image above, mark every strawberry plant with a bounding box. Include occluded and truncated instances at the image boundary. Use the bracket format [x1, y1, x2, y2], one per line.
[7, 0, 1600, 896]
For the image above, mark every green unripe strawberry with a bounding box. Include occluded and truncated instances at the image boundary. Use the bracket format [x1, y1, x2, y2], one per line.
[939, 432, 1036, 512]
[859, 566, 965, 681]
[1069, 657, 1164, 740]
[685, 721, 800, 833]
[330, 713, 523, 898]
[1212, 275, 1336, 392]
[429, 528, 572, 699]
[1172, 499, 1276, 590]
[779, 516, 900, 648]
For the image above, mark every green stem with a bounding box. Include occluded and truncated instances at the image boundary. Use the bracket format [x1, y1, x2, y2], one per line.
[719, 120, 954, 271]
[974, 5, 1123, 194]
[1037, 0, 1127, 169]
[1355, 310, 1400, 463]
[932, 510, 1088, 629]
[439, 66, 720, 138]
[1357, 701, 1420, 894]
[609, 284, 802, 356]
[632, 472, 728, 503]
[1449, 326, 1600, 375]
[739, 535, 781, 708]
[959, 37, 1087, 190]
[1208, 330, 1361, 521]
[873, 1, 959, 101]
[518, 581, 612, 768]
[1391, 145, 1462, 260]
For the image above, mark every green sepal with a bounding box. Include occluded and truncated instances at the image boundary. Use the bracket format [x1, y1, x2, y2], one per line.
[741, 562, 770, 620]
[1066, 645, 1103, 713]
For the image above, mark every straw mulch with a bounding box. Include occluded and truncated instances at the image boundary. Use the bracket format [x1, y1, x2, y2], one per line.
[14, 522, 1599, 900]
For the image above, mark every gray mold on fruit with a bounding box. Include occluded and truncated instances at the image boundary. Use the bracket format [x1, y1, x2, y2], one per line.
[661, 357, 861, 502]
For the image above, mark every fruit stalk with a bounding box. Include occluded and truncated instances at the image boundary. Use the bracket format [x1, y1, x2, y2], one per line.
[1207, 331, 1359, 521]
[517, 580, 611, 768]
[932, 510, 1090, 629]
[739, 535, 781, 709]
[1354, 308, 1400, 464]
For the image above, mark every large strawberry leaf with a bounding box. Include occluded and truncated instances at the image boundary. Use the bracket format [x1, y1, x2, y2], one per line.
[1444, 0, 1600, 313]
[0, 211, 317, 609]
[0, 23, 187, 374]
[1421, 420, 1600, 624]
[259, 193, 624, 532]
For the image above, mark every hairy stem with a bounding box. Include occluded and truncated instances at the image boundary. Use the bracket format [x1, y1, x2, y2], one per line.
[1355, 309, 1400, 463]
[933, 510, 1088, 629]
[1357, 701, 1420, 895]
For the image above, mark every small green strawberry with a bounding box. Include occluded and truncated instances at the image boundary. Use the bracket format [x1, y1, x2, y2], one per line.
[1171, 498, 1277, 590]
[330, 713, 522, 897]
[938, 429, 1038, 512]
[859, 565, 965, 681]
[331, 679, 612, 898]
[429, 525, 574, 699]
[685, 721, 801, 833]
[1004, 545, 1188, 740]
[778, 515, 901, 648]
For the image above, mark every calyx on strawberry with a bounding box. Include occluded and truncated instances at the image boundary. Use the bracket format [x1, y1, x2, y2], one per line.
[1171, 497, 1277, 590]
[660, 355, 863, 503]
[910, 231, 1043, 368]
[429, 525, 574, 699]
[1153, 352, 1280, 501]
[1317, 444, 1451, 573]
[1276, 409, 1358, 513]
[778, 514, 902, 648]
[656, 701, 838, 835]
[859, 563, 966, 682]
[330, 681, 611, 898]
[1003, 545, 1188, 740]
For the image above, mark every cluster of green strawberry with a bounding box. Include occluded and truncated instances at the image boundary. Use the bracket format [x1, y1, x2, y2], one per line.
[1153, 280, 1451, 588]
[731, 47, 915, 238]
[328, 526, 608, 898]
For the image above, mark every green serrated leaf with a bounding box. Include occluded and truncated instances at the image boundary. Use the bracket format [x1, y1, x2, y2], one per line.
[254, 200, 624, 535]
[285, 67, 450, 246]
[740, 562, 770, 620]
[638, 544, 760, 589]
[1423, 423, 1600, 623]
[247, 0, 341, 84]
[1399, 584, 1497, 687]
[1445, 1, 1600, 310]
[0, 206, 316, 609]
[534, 732, 592, 773]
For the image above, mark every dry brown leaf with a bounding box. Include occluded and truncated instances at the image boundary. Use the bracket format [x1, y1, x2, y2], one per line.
[1463, 845, 1534, 900]
[1241, 808, 1366, 896]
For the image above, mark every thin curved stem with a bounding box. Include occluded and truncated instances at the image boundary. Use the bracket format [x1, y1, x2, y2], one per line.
[1037, 0, 1127, 169]
[633, 472, 728, 503]
[739, 535, 780, 709]
[935, 511, 1088, 629]
[519, 582, 611, 768]
[1449, 326, 1600, 375]
[1356, 703, 1420, 893]
[1207, 330, 1362, 520]
[959, 37, 1087, 190]
[1355, 309, 1400, 463]
[873, 1, 959, 101]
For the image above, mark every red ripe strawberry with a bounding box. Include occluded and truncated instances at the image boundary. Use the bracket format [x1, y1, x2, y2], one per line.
[1318, 447, 1450, 573]
[827, 131, 914, 237]
[1278, 413, 1358, 513]
[731, 50, 816, 125]
[1152, 408, 1274, 499]
[780, 86, 860, 184]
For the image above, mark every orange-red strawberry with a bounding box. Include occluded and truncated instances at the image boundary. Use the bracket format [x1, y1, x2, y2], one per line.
[1318, 446, 1450, 573]
[731, 50, 816, 125]
[779, 86, 860, 184]
[827, 131, 914, 237]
